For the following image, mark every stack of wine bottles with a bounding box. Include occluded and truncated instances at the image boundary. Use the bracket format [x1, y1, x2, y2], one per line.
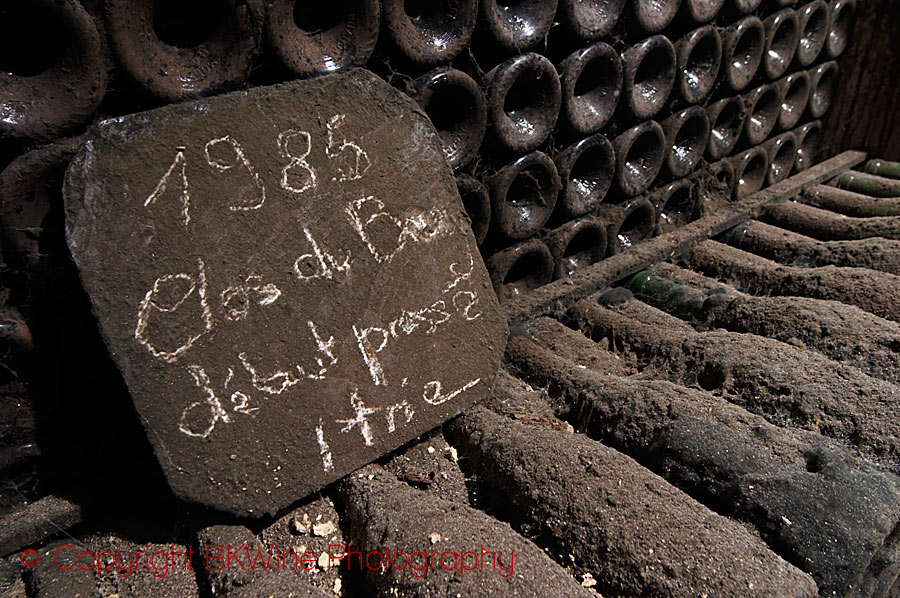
[0, 0, 856, 308]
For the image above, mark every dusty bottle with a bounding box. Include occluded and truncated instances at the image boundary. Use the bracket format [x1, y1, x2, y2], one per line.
[631, 0, 682, 33]
[727, 146, 769, 199]
[339, 464, 595, 597]
[795, 0, 831, 67]
[731, 0, 763, 14]
[266, 0, 379, 78]
[725, 219, 900, 275]
[553, 133, 615, 218]
[775, 71, 810, 131]
[686, 239, 900, 323]
[705, 96, 746, 160]
[480, 0, 557, 53]
[793, 120, 821, 172]
[382, 0, 477, 65]
[570, 292, 900, 468]
[743, 83, 782, 146]
[864, 159, 900, 181]
[833, 170, 900, 198]
[620, 35, 676, 121]
[598, 196, 658, 255]
[802, 183, 900, 217]
[761, 132, 797, 185]
[483, 238, 554, 303]
[652, 178, 701, 234]
[487, 151, 561, 241]
[559, 0, 626, 41]
[762, 200, 900, 241]
[826, 0, 856, 58]
[0, 138, 84, 272]
[662, 106, 710, 179]
[635, 261, 900, 383]
[807, 61, 838, 119]
[483, 52, 561, 154]
[507, 325, 900, 596]
[412, 67, 486, 170]
[700, 160, 735, 199]
[682, 0, 725, 23]
[762, 9, 799, 80]
[0, 0, 107, 143]
[447, 406, 818, 598]
[107, 0, 263, 102]
[545, 216, 608, 278]
[674, 26, 722, 105]
[558, 42, 623, 136]
[455, 174, 491, 246]
[612, 120, 666, 196]
[721, 16, 765, 91]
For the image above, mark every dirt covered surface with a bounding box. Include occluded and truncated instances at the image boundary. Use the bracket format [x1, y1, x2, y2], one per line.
[644, 262, 900, 384]
[729, 220, 900, 274]
[685, 240, 900, 323]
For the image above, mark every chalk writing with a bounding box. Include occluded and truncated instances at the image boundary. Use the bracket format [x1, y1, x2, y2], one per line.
[353, 259, 481, 386]
[221, 274, 282, 321]
[135, 258, 213, 363]
[325, 114, 370, 181]
[293, 227, 352, 282]
[144, 148, 190, 226]
[346, 195, 453, 264]
[205, 135, 267, 211]
[278, 129, 317, 194]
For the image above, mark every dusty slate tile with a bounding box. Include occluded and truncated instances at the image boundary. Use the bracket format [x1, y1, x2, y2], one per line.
[61, 69, 506, 516]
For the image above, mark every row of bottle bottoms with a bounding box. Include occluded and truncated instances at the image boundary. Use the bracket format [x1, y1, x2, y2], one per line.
[3, 0, 852, 147]
[475, 117, 823, 303]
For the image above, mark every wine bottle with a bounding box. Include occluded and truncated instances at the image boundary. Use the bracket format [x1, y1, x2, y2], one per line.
[505, 326, 900, 596]
[612, 120, 666, 196]
[762, 9, 799, 80]
[106, 0, 263, 101]
[705, 96, 746, 160]
[487, 150, 561, 241]
[833, 170, 900, 198]
[793, 120, 822, 172]
[447, 405, 818, 598]
[763, 200, 900, 241]
[570, 294, 900, 466]
[807, 61, 838, 119]
[553, 133, 615, 218]
[633, 263, 900, 382]
[558, 42, 622, 136]
[483, 52, 561, 154]
[775, 71, 810, 131]
[265, 0, 379, 78]
[545, 215, 608, 278]
[727, 146, 768, 199]
[686, 239, 900, 322]
[743, 83, 782, 146]
[674, 25, 722, 105]
[483, 238, 554, 303]
[721, 16, 765, 91]
[826, 0, 856, 58]
[1, 0, 106, 143]
[621, 35, 676, 121]
[761, 132, 798, 185]
[662, 106, 710, 179]
[412, 67, 486, 170]
[382, 0, 477, 65]
[802, 183, 900, 217]
[727, 219, 900, 274]
[795, 0, 831, 67]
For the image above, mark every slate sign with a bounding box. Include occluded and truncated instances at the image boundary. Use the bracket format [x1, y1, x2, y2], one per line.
[63, 70, 506, 516]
